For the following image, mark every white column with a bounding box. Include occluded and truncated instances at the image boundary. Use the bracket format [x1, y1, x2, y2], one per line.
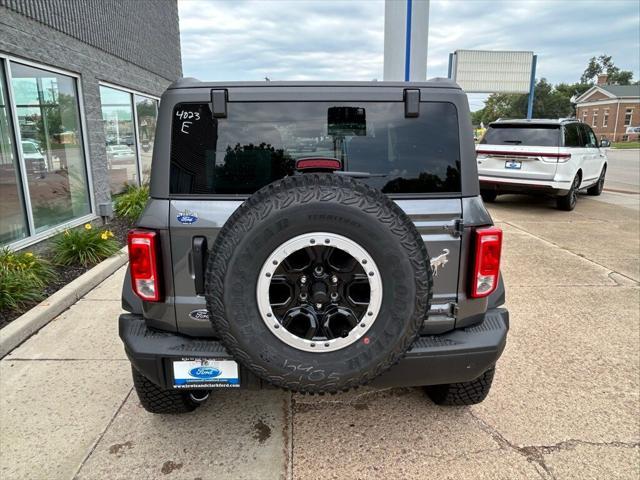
[383, 0, 430, 81]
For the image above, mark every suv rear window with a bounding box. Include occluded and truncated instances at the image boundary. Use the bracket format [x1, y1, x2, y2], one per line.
[170, 102, 460, 195]
[480, 124, 560, 147]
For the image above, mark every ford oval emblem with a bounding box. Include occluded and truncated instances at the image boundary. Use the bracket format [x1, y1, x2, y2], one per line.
[189, 366, 221, 379]
[189, 309, 210, 321]
[177, 209, 198, 224]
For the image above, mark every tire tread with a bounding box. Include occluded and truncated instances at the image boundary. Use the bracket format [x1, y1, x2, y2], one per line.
[426, 368, 495, 405]
[131, 367, 199, 414]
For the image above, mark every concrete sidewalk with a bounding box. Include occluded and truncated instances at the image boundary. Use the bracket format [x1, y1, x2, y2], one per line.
[1, 193, 638, 480]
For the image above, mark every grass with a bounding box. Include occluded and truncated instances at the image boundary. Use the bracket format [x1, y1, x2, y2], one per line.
[114, 184, 149, 222]
[611, 141, 640, 149]
[51, 223, 120, 268]
[0, 248, 55, 311]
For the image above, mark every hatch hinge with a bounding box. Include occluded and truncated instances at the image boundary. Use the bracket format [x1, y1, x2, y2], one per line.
[444, 219, 464, 238]
[210, 89, 228, 118]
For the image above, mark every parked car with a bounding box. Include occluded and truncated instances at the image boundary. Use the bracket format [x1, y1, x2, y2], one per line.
[476, 119, 607, 210]
[106, 144, 135, 165]
[119, 79, 508, 414]
[20, 140, 47, 178]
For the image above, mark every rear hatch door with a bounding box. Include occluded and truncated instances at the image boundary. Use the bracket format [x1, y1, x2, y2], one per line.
[167, 86, 464, 336]
[477, 123, 562, 181]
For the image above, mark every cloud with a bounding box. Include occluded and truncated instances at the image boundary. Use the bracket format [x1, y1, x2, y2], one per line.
[178, 0, 640, 90]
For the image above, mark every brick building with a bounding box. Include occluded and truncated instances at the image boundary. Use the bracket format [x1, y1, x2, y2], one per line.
[0, 0, 182, 248]
[574, 75, 640, 143]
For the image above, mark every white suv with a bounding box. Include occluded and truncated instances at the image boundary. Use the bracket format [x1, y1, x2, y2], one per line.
[476, 119, 608, 210]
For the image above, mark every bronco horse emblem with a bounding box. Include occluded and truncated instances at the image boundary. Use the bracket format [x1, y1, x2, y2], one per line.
[430, 249, 450, 276]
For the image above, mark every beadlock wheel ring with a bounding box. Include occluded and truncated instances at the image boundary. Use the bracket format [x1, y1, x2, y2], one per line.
[256, 232, 383, 353]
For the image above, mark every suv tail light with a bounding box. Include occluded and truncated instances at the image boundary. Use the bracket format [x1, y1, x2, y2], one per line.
[470, 226, 503, 298]
[128, 230, 162, 302]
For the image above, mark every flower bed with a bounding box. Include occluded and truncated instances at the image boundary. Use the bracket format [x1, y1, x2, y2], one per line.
[0, 218, 132, 329]
[1, 184, 149, 328]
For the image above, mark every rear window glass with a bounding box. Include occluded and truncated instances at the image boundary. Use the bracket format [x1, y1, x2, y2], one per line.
[480, 124, 560, 147]
[170, 102, 460, 195]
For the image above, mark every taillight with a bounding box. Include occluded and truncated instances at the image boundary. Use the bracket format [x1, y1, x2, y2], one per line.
[128, 230, 162, 302]
[470, 226, 503, 298]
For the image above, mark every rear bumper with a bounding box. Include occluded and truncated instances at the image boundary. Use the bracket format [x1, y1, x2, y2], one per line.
[479, 175, 572, 195]
[119, 308, 509, 390]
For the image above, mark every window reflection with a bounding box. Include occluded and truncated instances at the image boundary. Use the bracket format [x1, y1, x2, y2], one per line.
[0, 64, 28, 244]
[170, 102, 461, 195]
[135, 95, 157, 184]
[100, 86, 137, 193]
[10, 62, 90, 233]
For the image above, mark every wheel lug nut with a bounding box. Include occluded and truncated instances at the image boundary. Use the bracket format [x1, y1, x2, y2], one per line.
[316, 303, 322, 310]
[330, 292, 338, 301]
[314, 266, 323, 276]
[300, 293, 307, 301]
[331, 276, 338, 284]
[300, 276, 307, 284]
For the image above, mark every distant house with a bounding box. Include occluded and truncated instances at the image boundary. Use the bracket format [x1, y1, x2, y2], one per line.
[574, 75, 640, 142]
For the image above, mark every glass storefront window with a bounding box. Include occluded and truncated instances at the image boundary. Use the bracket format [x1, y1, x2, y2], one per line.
[100, 86, 137, 194]
[135, 95, 157, 184]
[10, 62, 91, 234]
[0, 63, 28, 244]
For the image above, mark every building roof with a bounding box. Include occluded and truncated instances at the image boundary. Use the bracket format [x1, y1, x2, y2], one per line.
[575, 84, 640, 103]
[600, 84, 640, 98]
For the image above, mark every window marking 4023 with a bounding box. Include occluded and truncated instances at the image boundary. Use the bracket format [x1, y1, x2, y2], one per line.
[175, 110, 200, 120]
[176, 110, 200, 134]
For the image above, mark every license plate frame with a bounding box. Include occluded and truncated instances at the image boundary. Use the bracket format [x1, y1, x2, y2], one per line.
[171, 357, 240, 389]
[505, 159, 522, 170]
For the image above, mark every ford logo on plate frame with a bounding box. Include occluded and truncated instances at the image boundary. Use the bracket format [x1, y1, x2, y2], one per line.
[189, 367, 221, 379]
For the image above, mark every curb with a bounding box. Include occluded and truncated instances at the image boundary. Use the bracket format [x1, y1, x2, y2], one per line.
[0, 246, 129, 358]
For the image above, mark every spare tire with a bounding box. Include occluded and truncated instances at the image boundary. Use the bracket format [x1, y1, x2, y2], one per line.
[205, 174, 432, 393]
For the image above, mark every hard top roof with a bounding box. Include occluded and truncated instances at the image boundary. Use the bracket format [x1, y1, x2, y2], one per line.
[168, 77, 461, 90]
[489, 118, 579, 126]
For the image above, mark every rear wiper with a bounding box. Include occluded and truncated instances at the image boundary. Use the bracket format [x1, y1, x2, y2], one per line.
[334, 171, 388, 179]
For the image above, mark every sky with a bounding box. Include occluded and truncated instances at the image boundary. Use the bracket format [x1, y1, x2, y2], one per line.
[178, 0, 640, 111]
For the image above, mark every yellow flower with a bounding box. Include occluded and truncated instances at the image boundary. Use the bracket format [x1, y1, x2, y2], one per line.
[64, 229, 70, 236]
[25, 252, 34, 257]
[84, 223, 92, 230]
[107, 230, 114, 238]
[101, 232, 109, 240]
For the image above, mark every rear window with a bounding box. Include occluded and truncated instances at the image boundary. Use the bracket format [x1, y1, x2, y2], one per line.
[480, 124, 560, 147]
[169, 101, 461, 195]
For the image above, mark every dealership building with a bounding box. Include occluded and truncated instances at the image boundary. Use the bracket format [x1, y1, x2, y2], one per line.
[574, 75, 640, 143]
[0, 0, 182, 248]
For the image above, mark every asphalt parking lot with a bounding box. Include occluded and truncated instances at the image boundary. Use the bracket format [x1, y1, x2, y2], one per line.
[1, 155, 639, 480]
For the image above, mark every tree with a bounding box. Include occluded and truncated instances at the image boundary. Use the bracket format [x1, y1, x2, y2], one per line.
[471, 78, 586, 125]
[580, 54, 635, 85]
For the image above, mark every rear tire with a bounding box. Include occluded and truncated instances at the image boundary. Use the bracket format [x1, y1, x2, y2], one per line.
[556, 174, 580, 211]
[425, 367, 495, 406]
[587, 166, 606, 196]
[481, 190, 498, 203]
[131, 367, 205, 414]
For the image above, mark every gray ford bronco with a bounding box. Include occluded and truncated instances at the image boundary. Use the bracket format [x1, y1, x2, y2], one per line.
[120, 79, 508, 414]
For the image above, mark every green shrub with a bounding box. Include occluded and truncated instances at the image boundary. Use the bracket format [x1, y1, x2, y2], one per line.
[0, 248, 54, 311]
[114, 184, 149, 222]
[52, 223, 120, 267]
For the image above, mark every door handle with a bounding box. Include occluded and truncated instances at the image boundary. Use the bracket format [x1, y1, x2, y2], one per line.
[192, 236, 208, 295]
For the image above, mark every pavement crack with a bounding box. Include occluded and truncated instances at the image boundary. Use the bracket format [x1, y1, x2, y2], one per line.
[288, 393, 295, 480]
[468, 410, 556, 480]
[71, 387, 133, 480]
